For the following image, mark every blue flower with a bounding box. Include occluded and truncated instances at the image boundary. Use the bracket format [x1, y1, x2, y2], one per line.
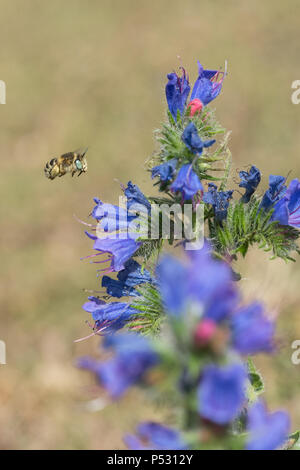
[86, 232, 141, 272]
[272, 178, 300, 228]
[190, 61, 225, 106]
[247, 401, 290, 450]
[85, 182, 151, 272]
[170, 163, 203, 201]
[124, 422, 187, 450]
[181, 122, 215, 155]
[91, 200, 136, 232]
[156, 243, 238, 322]
[198, 363, 246, 425]
[259, 175, 286, 212]
[202, 183, 233, 222]
[125, 181, 151, 213]
[239, 166, 261, 203]
[78, 333, 159, 398]
[151, 158, 177, 182]
[165, 67, 190, 120]
[231, 302, 275, 355]
[102, 259, 152, 298]
[155, 255, 189, 316]
[82, 296, 137, 333]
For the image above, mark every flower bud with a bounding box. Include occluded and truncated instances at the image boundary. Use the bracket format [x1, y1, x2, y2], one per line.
[194, 319, 217, 347]
[187, 98, 203, 116]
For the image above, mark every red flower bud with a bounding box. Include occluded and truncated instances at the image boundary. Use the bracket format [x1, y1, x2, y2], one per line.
[187, 98, 203, 116]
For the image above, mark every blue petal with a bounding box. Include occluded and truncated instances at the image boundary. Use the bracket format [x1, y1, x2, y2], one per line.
[247, 401, 290, 450]
[93, 237, 141, 271]
[198, 363, 246, 425]
[170, 164, 203, 200]
[156, 255, 188, 316]
[231, 302, 275, 354]
[151, 159, 178, 182]
[182, 122, 215, 155]
[124, 422, 188, 450]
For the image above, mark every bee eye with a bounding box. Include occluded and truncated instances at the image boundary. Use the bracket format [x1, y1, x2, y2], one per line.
[75, 159, 83, 170]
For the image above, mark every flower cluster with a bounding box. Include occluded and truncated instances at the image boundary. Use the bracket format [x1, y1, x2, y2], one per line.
[78, 245, 291, 450]
[77, 59, 300, 451]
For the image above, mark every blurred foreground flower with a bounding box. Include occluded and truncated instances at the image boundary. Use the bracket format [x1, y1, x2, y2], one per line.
[124, 422, 187, 450]
[247, 401, 290, 450]
[78, 245, 291, 450]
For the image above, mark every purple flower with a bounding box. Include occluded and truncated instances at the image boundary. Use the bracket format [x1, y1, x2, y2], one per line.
[156, 243, 238, 322]
[78, 333, 159, 398]
[239, 166, 261, 203]
[124, 422, 187, 450]
[198, 363, 246, 425]
[165, 67, 190, 120]
[82, 296, 137, 333]
[259, 175, 286, 212]
[203, 183, 233, 222]
[170, 164, 203, 201]
[182, 122, 215, 155]
[151, 158, 178, 182]
[247, 401, 290, 450]
[86, 232, 141, 272]
[190, 61, 225, 106]
[231, 302, 275, 355]
[272, 178, 300, 228]
[102, 259, 152, 298]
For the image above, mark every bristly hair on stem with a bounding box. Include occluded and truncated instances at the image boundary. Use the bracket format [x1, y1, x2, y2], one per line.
[208, 197, 300, 262]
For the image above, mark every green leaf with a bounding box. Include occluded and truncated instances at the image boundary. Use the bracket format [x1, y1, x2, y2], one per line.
[247, 358, 264, 397]
[284, 430, 300, 450]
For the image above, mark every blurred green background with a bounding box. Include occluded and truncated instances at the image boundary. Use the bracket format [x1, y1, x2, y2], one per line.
[1, 0, 300, 449]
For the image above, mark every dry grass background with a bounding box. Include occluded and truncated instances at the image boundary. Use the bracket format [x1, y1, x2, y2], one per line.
[1, 0, 300, 449]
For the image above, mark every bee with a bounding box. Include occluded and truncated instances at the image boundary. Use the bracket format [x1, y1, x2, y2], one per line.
[44, 148, 88, 180]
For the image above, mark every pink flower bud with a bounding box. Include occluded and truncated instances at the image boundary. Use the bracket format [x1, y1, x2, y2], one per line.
[187, 98, 203, 116]
[194, 319, 217, 346]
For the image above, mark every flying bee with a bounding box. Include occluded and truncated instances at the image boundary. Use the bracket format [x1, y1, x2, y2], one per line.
[44, 148, 88, 180]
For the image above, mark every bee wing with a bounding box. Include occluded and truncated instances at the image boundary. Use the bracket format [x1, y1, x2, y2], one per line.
[73, 147, 88, 158]
[59, 152, 76, 168]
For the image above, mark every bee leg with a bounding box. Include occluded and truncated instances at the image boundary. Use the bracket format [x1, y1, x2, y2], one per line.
[77, 170, 83, 177]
